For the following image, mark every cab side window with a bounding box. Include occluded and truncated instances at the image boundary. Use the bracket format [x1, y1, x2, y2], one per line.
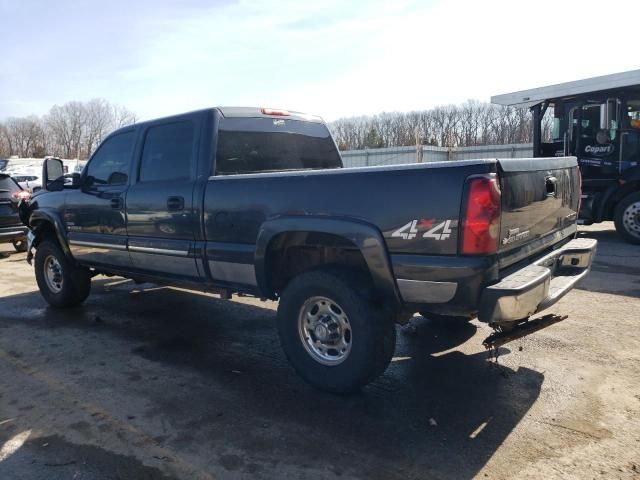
[86, 131, 135, 186]
[139, 122, 194, 182]
[626, 99, 640, 128]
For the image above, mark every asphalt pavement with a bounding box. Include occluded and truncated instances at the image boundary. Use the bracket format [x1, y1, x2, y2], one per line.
[0, 223, 638, 479]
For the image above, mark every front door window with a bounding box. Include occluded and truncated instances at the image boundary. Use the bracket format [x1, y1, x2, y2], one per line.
[620, 99, 640, 169]
[576, 102, 619, 178]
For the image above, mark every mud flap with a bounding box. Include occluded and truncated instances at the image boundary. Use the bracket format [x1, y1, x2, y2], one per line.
[26, 230, 35, 265]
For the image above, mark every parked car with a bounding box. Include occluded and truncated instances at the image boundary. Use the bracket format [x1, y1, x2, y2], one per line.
[0, 173, 30, 252]
[12, 174, 42, 193]
[20, 107, 596, 392]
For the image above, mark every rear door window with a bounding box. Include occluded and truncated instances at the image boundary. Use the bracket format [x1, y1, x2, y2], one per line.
[139, 121, 195, 182]
[215, 117, 342, 175]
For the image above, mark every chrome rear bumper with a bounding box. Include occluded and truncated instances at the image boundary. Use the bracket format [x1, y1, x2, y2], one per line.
[478, 238, 597, 323]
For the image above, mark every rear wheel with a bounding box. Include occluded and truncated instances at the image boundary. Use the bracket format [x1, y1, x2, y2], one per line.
[11, 239, 27, 252]
[614, 192, 640, 244]
[35, 240, 91, 308]
[277, 269, 396, 393]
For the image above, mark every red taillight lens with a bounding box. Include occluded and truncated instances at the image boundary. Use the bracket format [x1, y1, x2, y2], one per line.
[12, 190, 31, 201]
[261, 108, 290, 116]
[462, 176, 501, 255]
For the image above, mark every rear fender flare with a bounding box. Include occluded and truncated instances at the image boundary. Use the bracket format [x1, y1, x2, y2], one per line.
[254, 216, 400, 306]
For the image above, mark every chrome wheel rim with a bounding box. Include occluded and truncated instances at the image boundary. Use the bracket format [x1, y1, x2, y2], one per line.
[622, 201, 640, 239]
[298, 296, 352, 366]
[44, 255, 63, 293]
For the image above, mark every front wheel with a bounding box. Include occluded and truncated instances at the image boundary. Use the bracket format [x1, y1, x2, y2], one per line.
[34, 240, 91, 308]
[277, 269, 396, 393]
[614, 192, 640, 245]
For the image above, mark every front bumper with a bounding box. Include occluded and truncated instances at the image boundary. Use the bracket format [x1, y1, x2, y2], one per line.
[478, 238, 597, 323]
[0, 224, 28, 243]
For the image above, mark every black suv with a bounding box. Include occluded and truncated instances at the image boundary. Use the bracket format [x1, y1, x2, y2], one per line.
[0, 173, 29, 252]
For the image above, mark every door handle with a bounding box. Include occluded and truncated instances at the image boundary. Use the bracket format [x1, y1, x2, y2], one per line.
[545, 176, 558, 197]
[110, 197, 123, 209]
[167, 196, 184, 211]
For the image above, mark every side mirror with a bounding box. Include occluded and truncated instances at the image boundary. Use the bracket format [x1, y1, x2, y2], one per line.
[43, 158, 65, 191]
[600, 100, 618, 131]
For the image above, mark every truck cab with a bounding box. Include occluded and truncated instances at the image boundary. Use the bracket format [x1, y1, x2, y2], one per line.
[492, 70, 640, 244]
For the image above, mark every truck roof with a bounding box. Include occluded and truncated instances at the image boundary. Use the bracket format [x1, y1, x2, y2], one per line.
[109, 107, 326, 140]
[491, 69, 640, 107]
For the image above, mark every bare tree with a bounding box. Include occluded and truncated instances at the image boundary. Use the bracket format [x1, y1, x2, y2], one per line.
[1, 116, 45, 157]
[329, 101, 533, 151]
[42, 99, 137, 159]
[83, 99, 113, 158]
[112, 104, 137, 129]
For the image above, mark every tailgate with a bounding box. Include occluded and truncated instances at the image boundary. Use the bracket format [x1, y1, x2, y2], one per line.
[497, 157, 580, 268]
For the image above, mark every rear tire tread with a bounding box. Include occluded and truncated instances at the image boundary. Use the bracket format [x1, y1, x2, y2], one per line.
[277, 268, 395, 393]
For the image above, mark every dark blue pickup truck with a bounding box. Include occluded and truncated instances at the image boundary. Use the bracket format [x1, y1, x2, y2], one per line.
[20, 107, 596, 392]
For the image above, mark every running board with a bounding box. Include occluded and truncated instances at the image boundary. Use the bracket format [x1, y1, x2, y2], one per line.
[482, 314, 568, 350]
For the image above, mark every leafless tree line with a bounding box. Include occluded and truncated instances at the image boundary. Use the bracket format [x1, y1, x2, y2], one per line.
[329, 100, 553, 151]
[0, 99, 136, 159]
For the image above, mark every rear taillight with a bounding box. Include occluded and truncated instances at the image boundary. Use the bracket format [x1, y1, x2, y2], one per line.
[12, 191, 31, 201]
[462, 176, 501, 255]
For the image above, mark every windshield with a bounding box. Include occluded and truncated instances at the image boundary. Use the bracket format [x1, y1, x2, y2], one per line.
[215, 117, 342, 175]
[626, 99, 640, 128]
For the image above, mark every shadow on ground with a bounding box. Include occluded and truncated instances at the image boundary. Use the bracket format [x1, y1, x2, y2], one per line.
[576, 229, 640, 298]
[0, 434, 178, 480]
[0, 278, 543, 480]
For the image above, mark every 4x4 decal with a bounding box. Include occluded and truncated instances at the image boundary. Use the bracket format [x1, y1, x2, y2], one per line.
[391, 219, 454, 241]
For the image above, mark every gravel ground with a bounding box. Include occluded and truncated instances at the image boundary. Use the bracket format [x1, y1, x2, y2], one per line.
[0, 223, 638, 479]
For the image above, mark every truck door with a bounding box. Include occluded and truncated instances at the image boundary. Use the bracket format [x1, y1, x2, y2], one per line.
[125, 119, 200, 279]
[619, 97, 640, 174]
[65, 129, 136, 268]
[574, 100, 621, 180]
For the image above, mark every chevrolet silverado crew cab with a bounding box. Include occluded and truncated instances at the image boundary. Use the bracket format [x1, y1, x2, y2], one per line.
[20, 107, 596, 393]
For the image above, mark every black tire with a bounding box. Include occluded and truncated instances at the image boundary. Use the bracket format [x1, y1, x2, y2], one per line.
[614, 192, 640, 245]
[34, 240, 91, 308]
[277, 269, 396, 393]
[12, 239, 28, 252]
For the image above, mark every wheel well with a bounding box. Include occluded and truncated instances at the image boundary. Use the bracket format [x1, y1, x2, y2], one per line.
[603, 182, 640, 219]
[264, 232, 372, 296]
[33, 220, 59, 246]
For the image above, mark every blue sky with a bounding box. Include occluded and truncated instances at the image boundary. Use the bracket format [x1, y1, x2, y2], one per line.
[2, 0, 640, 121]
